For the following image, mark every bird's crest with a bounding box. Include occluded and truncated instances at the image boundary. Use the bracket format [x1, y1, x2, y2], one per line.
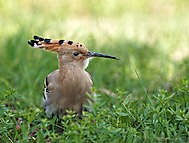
[28, 36, 88, 54]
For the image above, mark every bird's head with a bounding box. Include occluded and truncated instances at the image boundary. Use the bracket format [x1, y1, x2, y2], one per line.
[58, 47, 119, 69]
[28, 36, 119, 69]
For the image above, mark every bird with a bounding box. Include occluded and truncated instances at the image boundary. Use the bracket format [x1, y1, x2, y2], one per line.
[28, 35, 119, 118]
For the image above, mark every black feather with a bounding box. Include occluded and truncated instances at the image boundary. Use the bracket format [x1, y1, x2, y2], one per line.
[59, 40, 65, 45]
[68, 41, 73, 45]
[28, 41, 34, 46]
[44, 39, 51, 43]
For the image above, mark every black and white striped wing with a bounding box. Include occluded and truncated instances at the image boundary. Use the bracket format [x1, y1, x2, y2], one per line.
[42, 76, 57, 118]
[43, 77, 49, 102]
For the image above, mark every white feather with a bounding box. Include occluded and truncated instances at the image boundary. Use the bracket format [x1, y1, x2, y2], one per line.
[83, 58, 90, 69]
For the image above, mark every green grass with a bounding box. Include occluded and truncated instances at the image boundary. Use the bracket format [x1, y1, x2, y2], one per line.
[0, 0, 189, 142]
[1, 80, 189, 142]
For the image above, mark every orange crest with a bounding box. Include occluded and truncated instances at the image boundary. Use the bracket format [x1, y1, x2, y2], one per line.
[28, 36, 88, 54]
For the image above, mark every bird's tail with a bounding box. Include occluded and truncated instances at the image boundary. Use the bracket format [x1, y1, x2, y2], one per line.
[28, 35, 84, 53]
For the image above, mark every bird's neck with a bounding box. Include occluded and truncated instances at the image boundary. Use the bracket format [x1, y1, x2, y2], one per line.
[58, 53, 64, 74]
[60, 59, 89, 71]
[57, 53, 89, 74]
[80, 58, 90, 70]
[58, 59, 89, 80]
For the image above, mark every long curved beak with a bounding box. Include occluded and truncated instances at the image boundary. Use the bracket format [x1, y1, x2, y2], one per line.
[86, 51, 120, 60]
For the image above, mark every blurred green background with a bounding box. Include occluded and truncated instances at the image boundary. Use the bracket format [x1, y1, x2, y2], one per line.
[0, 0, 189, 106]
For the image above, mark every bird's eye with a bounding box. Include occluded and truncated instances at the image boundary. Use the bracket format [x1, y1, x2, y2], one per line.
[73, 52, 80, 56]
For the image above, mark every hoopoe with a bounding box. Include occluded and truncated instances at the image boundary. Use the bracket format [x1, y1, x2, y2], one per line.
[28, 36, 119, 118]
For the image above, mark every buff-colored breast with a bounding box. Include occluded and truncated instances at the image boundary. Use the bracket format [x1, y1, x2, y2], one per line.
[43, 64, 93, 117]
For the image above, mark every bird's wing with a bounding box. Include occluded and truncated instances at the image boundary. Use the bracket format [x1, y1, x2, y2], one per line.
[43, 76, 49, 102]
[42, 70, 60, 118]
